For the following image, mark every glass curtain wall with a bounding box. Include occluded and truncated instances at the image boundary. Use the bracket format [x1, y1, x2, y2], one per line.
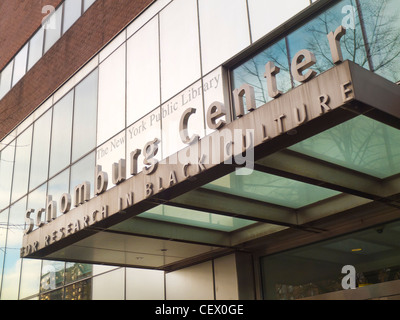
[232, 0, 400, 116]
[0, 0, 399, 299]
[0, 68, 98, 300]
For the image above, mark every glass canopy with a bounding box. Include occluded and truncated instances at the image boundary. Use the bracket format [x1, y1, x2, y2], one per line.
[289, 116, 400, 179]
[138, 205, 256, 232]
[204, 168, 341, 209]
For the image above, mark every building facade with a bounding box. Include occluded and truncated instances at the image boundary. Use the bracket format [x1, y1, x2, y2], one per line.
[0, 0, 400, 300]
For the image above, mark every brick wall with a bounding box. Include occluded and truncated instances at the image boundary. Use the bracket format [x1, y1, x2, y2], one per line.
[0, 0, 154, 140]
[0, 0, 63, 71]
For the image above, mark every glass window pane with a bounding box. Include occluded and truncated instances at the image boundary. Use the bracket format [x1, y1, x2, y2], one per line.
[41, 260, 65, 292]
[198, 0, 250, 74]
[159, 0, 201, 102]
[204, 169, 340, 209]
[83, 0, 96, 11]
[12, 43, 28, 86]
[63, 0, 82, 33]
[40, 288, 64, 300]
[44, 4, 63, 53]
[231, 38, 291, 115]
[289, 116, 400, 179]
[27, 183, 47, 232]
[126, 109, 161, 175]
[96, 132, 125, 191]
[28, 27, 45, 70]
[99, 30, 126, 63]
[72, 69, 98, 162]
[1, 198, 26, 300]
[70, 152, 95, 197]
[247, 0, 309, 42]
[287, 0, 368, 86]
[27, 183, 47, 210]
[47, 169, 70, 218]
[127, 17, 160, 125]
[11, 128, 32, 202]
[19, 259, 42, 299]
[29, 110, 52, 190]
[0, 142, 15, 210]
[97, 44, 126, 145]
[65, 263, 92, 284]
[139, 205, 256, 232]
[65, 278, 92, 300]
[161, 80, 205, 158]
[0, 60, 14, 99]
[50, 91, 73, 177]
[359, 0, 400, 82]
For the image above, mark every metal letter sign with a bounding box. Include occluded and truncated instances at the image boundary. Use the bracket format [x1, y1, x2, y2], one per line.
[21, 26, 400, 262]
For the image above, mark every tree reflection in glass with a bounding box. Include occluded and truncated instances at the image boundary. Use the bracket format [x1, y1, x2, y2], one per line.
[232, 38, 291, 113]
[231, 0, 400, 118]
[231, 0, 400, 179]
[287, 0, 368, 84]
[290, 116, 400, 179]
[359, 0, 400, 82]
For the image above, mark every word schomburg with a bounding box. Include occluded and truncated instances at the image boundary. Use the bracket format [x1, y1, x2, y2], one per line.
[23, 102, 254, 237]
